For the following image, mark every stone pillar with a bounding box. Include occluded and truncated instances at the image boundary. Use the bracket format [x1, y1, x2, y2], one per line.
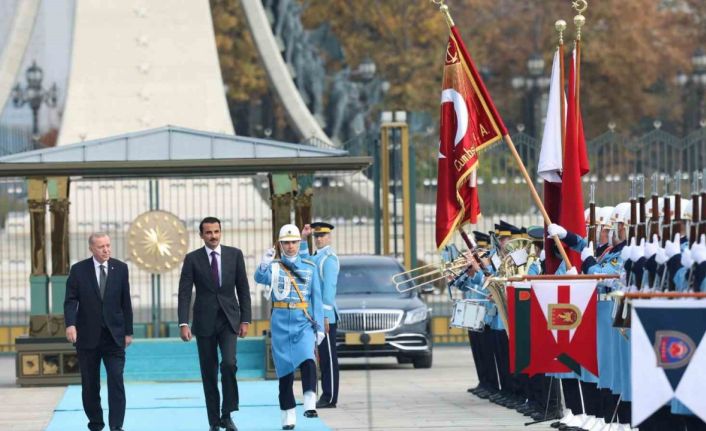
[27, 177, 48, 316]
[268, 173, 295, 244]
[48, 177, 70, 314]
[294, 173, 314, 251]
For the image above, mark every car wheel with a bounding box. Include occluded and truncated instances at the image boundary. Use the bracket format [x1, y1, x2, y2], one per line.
[412, 354, 433, 369]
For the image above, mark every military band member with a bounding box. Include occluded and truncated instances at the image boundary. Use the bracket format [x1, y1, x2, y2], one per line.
[300, 221, 340, 409]
[255, 224, 325, 430]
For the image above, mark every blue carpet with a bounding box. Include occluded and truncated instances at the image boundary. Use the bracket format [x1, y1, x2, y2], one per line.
[109, 337, 266, 381]
[47, 382, 331, 431]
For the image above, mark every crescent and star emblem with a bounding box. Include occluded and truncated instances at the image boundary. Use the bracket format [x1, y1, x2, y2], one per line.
[439, 88, 469, 159]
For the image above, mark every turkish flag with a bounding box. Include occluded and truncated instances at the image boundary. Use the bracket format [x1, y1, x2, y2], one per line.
[524, 278, 599, 377]
[559, 50, 590, 270]
[435, 27, 507, 249]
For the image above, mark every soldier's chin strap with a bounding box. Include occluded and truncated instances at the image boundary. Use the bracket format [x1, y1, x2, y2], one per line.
[279, 244, 298, 262]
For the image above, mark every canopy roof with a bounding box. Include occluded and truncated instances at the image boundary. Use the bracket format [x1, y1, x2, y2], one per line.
[0, 126, 371, 177]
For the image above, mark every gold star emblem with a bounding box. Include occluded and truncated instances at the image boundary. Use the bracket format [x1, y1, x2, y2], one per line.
[127, 210, 188, 273]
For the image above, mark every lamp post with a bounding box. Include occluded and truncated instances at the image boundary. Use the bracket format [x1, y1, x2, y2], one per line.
[11, 61, 58, 141]
[511, 52, 550, 138]
[675, 48, 706, 134]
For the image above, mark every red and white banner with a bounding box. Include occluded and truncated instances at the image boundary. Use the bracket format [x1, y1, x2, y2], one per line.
[524, 278, 598, 376]
[435, 26, 507, 249]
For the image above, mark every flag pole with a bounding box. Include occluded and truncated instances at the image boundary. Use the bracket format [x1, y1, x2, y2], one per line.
[556, 20, 566, 161]
[432, 0, 574, 270]
[573, 8, 586, 158]
[503, 134, 573, 268]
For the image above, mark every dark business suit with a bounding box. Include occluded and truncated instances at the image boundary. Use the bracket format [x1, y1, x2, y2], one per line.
[178, 245, 251, 427]
[64, 257, 133, 431]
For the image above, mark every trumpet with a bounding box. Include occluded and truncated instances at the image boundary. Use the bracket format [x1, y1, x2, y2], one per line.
[392, 255, 471, 292]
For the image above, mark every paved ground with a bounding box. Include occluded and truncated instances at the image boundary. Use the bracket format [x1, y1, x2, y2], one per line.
[320, 346, 552, 430]
[0, 355, 65, 431]
[0, 346, 551, 431]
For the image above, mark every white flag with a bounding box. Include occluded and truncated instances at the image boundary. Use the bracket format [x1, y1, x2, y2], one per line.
[537, 49, 565, 183]
[631, 299, 706, 426]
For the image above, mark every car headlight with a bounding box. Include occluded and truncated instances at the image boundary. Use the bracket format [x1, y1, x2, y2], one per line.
[404, 307, 428, 325]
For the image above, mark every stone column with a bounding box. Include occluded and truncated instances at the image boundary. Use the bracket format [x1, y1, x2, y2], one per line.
[48, 177, 70, 314]
[27, 177, 48, 316]
[268, 173, 295, 245]
[294, 173, 314, 251]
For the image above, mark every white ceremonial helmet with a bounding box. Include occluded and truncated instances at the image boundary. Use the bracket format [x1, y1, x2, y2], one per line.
[278, 224, 301, 242]
[681, 198, 692, 220]
[610, 202, 632, 225]
[598, 206, 614, 228]
[609, 202, 631, 245]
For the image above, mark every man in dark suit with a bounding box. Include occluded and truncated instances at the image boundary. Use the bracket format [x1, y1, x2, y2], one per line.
[178, 217, 251, 431]
[64, 232, 133, 431]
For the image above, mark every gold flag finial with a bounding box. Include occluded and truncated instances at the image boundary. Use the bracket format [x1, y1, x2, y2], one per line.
[555, 19, 567, 45]
[431, 0, 455, 27]
[572, 0, 587, 40]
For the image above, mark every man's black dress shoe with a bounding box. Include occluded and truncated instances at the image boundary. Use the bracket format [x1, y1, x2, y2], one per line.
[282, 425, 295, 430]
[220, 416, 238, 431]
[476, 391, 491, 399]
[303, 409, 318, 418]
[316, 399, 336, 409]
[110, 428, 124, 431]
[550, 421, 562, 428]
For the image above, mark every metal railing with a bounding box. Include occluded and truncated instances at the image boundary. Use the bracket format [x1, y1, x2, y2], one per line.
[0, 125, 704, 328]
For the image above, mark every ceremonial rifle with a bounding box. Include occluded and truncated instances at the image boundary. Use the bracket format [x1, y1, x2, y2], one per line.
[662, 176, 671, 247]
[649, 173, 660, 240]
[692, 171, 701, 246]
[673, 171, 682, 241]
[637, 175, 646, 240]
[588, 183, 597, 247]
[628, 178, 637, 241]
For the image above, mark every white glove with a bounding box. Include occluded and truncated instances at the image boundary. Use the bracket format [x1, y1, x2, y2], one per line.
[621, 238, 634, 261]
[262, 283, 272, 300]
[580, 241, 594, 261]
[644, 234, 658, 258]
[539, 249, 546, 262]
[316, 331, 325, 345]
[665, 234, 681, 258]
[565, 266, 578, 275]
[261, 248, 275, 267]
[655, 248, 667, 265]
[691, 242, 706, 264]
[548, 223, 568, 240]
[682, 249, 694, 268]
[630, 238, 645, 262]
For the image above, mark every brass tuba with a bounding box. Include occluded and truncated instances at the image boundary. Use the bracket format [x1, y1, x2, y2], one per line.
[496, 238, 538, 277]
[486, 238, 539, 332]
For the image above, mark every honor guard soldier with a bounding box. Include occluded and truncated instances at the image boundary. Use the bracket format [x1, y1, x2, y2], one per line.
[255, 224, 325, 430]
[300, 222, 340, 409]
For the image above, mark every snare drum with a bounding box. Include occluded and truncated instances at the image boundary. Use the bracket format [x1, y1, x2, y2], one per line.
[450, 299, 486, 331]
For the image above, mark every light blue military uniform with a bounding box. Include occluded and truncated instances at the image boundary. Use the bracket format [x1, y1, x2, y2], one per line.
[300, 242, 339, 323]
[255, 257, 324, 377]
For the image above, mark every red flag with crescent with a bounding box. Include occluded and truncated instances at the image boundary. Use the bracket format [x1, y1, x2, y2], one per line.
[436, 27, 508, 249]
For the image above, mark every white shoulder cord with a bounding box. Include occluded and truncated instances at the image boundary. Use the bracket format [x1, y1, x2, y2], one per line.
[271, 262, 292, 300]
